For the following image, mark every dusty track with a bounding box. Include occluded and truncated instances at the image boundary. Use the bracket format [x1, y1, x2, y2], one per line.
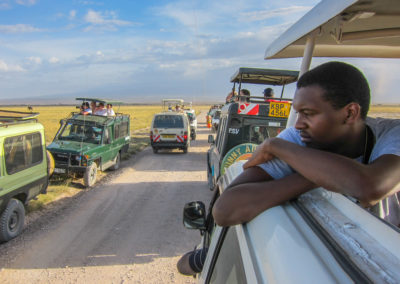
[0, 113, 213, 284]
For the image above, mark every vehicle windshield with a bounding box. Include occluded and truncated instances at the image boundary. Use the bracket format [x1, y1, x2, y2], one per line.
[153, 115, 184, 128]
[58, 122, 103, 144]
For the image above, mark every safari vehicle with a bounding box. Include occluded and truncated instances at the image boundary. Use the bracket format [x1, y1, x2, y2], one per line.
[0, 110, 49, 242]
[150, 111, 190, 153]
[183, 0, 400, 283]
[206, 67, 299, 191]
[47, 98, 130, 187]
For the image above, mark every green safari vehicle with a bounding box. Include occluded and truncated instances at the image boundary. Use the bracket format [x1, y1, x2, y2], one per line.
[47, 98, 130, 187]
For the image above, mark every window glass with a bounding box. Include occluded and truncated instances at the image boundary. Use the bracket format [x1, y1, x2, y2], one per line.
[4, 132, 43, 175]
[153, 115, 184, 128]
[58, 123, 103, 144]
[209, 228, 247, 284]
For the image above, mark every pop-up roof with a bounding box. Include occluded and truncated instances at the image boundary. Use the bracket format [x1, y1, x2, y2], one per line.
[265, 0, 400, 59]
[230, 67, 299, 85]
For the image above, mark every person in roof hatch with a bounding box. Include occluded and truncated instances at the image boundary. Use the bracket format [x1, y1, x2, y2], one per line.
[94, 102, 108, 116]
[177, 61, 400, 277]
[239, 89, 250, 103]
[263, 88, 275, 101]
[213, 61, 400, 228]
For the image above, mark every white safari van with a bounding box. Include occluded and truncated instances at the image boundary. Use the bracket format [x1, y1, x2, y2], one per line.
[182, 0, 400, 283]
[150, 112, 190, 153]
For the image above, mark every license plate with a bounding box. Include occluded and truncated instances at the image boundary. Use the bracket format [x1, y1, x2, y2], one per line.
[54, 168, 66, 174]
[162, 134, 175, 138]
[269, 102, 291, 118]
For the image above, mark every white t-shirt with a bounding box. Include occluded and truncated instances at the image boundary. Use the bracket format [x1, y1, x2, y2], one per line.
[95, 108, 108, 116]
[258, 117, 400, 226]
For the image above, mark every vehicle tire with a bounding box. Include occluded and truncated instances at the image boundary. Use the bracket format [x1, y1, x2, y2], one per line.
[109, 152, 120, 171]
[46, 150, 55, 177]
[153, 147, 158, 154]
[0, 199, 25, 243]
[84, 162, 97, 187]
[183, 146, 188, 153]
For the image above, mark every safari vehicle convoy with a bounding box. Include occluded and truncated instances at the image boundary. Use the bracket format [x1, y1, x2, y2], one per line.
[0, 110, 49, 242]
[182, 0, 400, 283]
[150, 99, 191, 153]
[47, 98, 130, 187]
[207, 67, 298, 191]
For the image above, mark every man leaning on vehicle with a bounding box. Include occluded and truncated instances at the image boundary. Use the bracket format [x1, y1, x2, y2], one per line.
[178, 61, 400, 277]
[213, 61, 400, 228]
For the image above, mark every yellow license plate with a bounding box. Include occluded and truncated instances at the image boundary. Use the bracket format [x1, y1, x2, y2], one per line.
[162, 134, 175, 138]
[269, 102, 291, 118]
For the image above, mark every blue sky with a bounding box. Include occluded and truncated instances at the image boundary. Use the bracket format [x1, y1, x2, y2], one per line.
[0, 0, 398, 104]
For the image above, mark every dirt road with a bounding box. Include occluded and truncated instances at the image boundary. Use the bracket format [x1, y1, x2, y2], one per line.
[0, 113, 213, 284]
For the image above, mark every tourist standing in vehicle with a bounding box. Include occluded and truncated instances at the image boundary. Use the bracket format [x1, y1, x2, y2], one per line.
[95, 102, 108, 116]
[213, 61, 400, 228]
[81, 102, 92, 115]
[263, 88, 275, 101]
[225, 91, 237, 103]
[107, 104, 115, 116]
[90, 101, 97, 114]
[239, 89, 250, 103]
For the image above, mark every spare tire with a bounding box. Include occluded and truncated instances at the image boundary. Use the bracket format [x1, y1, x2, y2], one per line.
[220, 143, 258, 175]
[46, 150, 55, 177]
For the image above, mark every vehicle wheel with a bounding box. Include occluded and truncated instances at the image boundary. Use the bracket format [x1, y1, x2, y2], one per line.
[183, 146, 188, 153]
[153, 147, 158, 154]
[109, 152, 120, 171]
[84, 162, 97, 187]
[0, 199, 25, 243]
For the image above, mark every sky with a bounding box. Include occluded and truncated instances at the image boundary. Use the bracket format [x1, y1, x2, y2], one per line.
[0, 0, 398, 105]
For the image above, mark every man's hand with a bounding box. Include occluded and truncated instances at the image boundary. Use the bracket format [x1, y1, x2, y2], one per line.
[243, 138, 276, 169]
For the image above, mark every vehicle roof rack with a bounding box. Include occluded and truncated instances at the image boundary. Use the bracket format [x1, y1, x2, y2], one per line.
[230, 67, 299, 85]
[0, 109, 39, 126]
[76, 97, 123, 105]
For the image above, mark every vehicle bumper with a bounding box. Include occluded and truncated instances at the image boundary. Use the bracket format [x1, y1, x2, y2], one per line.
[151, 141, 188, 149]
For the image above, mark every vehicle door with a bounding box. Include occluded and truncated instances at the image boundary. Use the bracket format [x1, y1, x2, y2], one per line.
[210, 115, 228, 184]
[100, 125, 115, 167]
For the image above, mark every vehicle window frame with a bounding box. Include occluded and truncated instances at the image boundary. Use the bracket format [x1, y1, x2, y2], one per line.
[205, 226, 247, 284]
[4, 132, 43, 175]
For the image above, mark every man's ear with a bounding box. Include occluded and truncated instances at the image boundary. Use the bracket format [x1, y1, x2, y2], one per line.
[343, 103, 361, 124]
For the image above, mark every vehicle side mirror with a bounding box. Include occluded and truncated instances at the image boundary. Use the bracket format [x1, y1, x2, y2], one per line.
[59, 119, 66, 125]
[183, 201, 206, 230]
[208, 135, 215, 144]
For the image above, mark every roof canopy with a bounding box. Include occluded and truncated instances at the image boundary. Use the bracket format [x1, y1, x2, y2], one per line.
[162, 99, 184, 104]
[76, 98, 123, 105]
[230, 67, 299, 85]
[265, 0, 400, 59]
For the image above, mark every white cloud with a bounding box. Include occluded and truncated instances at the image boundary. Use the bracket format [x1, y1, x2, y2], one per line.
[49, 57, 60, 64]
[15, 0, 36, 6]
[69, 10, 77, 19]
[240, 6, 312, 22]
[28, 56, 42, 64]
[0, 24, 42, 33]
[83, 9, 134, 31]
[0, 59, 24, 72]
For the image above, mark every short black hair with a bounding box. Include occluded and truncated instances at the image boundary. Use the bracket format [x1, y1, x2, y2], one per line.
[297, 61, 370, 119]
[263, 88, 274, 98]
[240, 89, 250, 96]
